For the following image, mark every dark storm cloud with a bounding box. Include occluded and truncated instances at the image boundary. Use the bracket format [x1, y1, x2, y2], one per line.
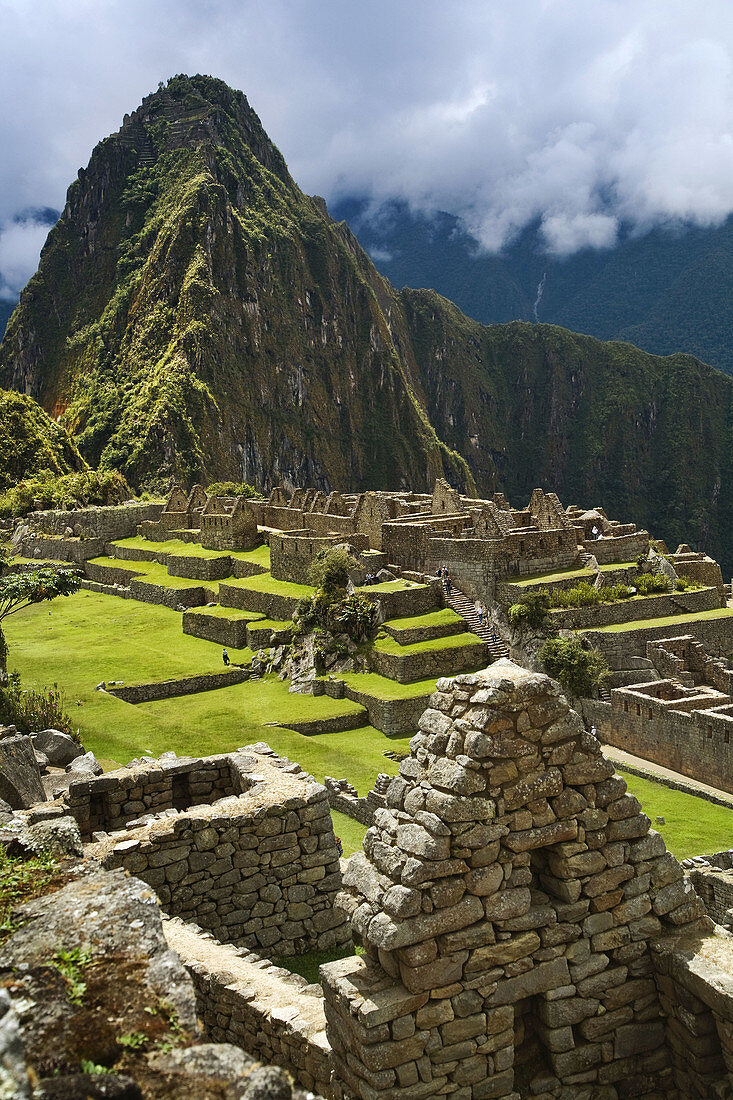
[2, 0, 733, 293]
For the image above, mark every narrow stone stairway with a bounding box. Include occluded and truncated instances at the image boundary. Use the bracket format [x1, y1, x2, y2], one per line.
[443, 586, 510, 660]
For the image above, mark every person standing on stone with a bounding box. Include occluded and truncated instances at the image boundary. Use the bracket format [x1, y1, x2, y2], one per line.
[222, 648, 230, 666]
[476, 600, 483, 626]
[444, 571, 452, 596]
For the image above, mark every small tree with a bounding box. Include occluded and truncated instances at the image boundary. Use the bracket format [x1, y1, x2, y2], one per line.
[308, 547, 359, 595]
[539, 635, 610, 698]
[0, 564, 82, 670]
[507, 590, 550, 630]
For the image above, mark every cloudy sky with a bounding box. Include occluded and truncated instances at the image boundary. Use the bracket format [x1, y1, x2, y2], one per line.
[2, 0, 733, 298]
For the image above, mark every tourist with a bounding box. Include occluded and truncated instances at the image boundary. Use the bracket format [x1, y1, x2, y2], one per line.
[476, 600, 483, 625]
[444, 571, 452, 596]
[336, 836, 343, 857]
[491, 627, 497, 644]
[222, 648, 230, 666]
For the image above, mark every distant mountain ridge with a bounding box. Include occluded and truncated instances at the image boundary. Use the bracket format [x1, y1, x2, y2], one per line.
[1, 74, 732, 569]
[334, 198, 733, 375]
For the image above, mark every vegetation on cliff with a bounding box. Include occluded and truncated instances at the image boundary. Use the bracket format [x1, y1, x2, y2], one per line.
[0, 387, 84, 488]
[1, 74, 732, 566]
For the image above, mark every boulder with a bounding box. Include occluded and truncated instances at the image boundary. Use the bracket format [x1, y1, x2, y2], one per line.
[0, 734, 46, 809]
[0, 989, 31, 1099]
[30, 729, 84, 767]
[34, 750, 49, 772]
[376, 568, 396, 583]
[66, 751, 103, 776]
[13, 815, 83, 859]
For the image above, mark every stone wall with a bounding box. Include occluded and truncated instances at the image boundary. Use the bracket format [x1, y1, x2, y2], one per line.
[182, 608, 252, 648]
[686, 863, 733, 926]
[129, 577, 210, 608]
[18, 535, 106, 562]
[341, 683, 432, 736]
[22, 501, 162, 540]
[369, 638, 489, 684]
[165, 917, 334, 1098]
[167, 553, 234, 580]
[547, 585, 722, 630]
[321, 659, 709, 1100]
[270, 531, 369, 585]
[596, 681, 733, 794]
[219, 581, 299, 620]
[585, 613, 733, 661]
[82, 747, 351, 959]
[361, 582, 440, 620]
[107, 668, 249, 704]
[587, 531, 650, 564]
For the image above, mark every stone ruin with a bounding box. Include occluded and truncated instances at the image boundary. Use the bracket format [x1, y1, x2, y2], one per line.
[321, 659, 726, 1100]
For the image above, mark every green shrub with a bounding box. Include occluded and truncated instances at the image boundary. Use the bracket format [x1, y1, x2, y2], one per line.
[0, 469, 131, 519]
[205, 480, 262, 499]
[635, 572, 671, 596]
[295, 591, 378, 643]
[545, 582, 635, 609]
[0, 675, 79, 740]
[539, 636, 610, 698]
[507, 591, 550, 629]
[309, 546, 359, 595]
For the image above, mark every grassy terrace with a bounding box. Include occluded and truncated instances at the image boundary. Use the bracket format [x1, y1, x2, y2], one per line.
[111, 537, 272, 569]
[187, 606, 264, 621]
[509, 560, 638, 587]
[621, 772, 733, 858]
[373, 631, 483, 656]
[340, 671, 441, 700]
[356, 579, 428, 595]
[588, 607, 733, 633]
[385, 608, 463, 630]
[5, 591, 410, 794]
[89, 556, 219, 590]
[221, 573, 313, 598]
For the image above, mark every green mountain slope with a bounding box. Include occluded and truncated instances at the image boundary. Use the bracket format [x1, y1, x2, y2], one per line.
[0, 76, 468, 495]
[0, 388, 85, 488]
[337, 199, 733, 376]
[1, 75, 731, 568]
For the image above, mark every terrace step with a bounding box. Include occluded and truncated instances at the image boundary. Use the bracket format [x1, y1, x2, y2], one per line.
[444, 587, 510, 660]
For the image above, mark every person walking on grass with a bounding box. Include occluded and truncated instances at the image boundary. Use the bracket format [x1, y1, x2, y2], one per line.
[222, 648, 230, 666]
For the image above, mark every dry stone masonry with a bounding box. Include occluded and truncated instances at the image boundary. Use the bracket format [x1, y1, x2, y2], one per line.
[321, 660, 710, 1100]
[71, 745, 350, 959]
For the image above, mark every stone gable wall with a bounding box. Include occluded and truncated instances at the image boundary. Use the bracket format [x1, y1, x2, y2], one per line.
[321, 660, 709, 1099]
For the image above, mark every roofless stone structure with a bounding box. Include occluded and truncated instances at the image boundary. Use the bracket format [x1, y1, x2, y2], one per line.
[321, 660, 709, 1099]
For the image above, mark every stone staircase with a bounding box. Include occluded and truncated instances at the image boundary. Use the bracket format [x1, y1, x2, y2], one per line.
[444, 586, 510, 660]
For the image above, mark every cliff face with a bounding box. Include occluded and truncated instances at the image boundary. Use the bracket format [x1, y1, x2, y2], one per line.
[1, 75, 732, 566]
[0, 75, 469, 495]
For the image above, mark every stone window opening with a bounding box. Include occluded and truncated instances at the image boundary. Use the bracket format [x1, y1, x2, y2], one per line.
[726, 731, 730, 745]
[708, 726, 713, 739]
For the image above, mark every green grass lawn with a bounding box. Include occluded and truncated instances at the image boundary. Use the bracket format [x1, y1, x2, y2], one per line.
[589, 607, 733, 633]
[223, 573, 313, 598]
[4, 591, 409, 793]
[621, 772, 733, 858]
[90, 556, 221, 591]
[357, 579, 427, 595]
[111, 536, 191, 554]
[385, 608, 461, 630]
[110, 537, 270, 569]
[331, 811, 369, 856]
[511, 567, 594, 587]
[340, 670, 439, 700]
[373, 631, 484, 656]
[186, 606, 263, 621]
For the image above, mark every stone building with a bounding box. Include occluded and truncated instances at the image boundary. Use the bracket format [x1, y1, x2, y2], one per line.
[321, 660, 723, 1099]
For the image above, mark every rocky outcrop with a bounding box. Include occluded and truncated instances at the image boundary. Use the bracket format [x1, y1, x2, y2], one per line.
[0, 860, 308, 1098]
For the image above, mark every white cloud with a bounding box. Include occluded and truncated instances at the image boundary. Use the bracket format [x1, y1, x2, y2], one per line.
[1, 0, 733, 279]
[0, 218, 51, 299]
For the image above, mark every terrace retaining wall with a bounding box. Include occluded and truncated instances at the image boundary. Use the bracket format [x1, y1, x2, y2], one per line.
[107, 668, 249, 705]
[164, 917, 334, 1098]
